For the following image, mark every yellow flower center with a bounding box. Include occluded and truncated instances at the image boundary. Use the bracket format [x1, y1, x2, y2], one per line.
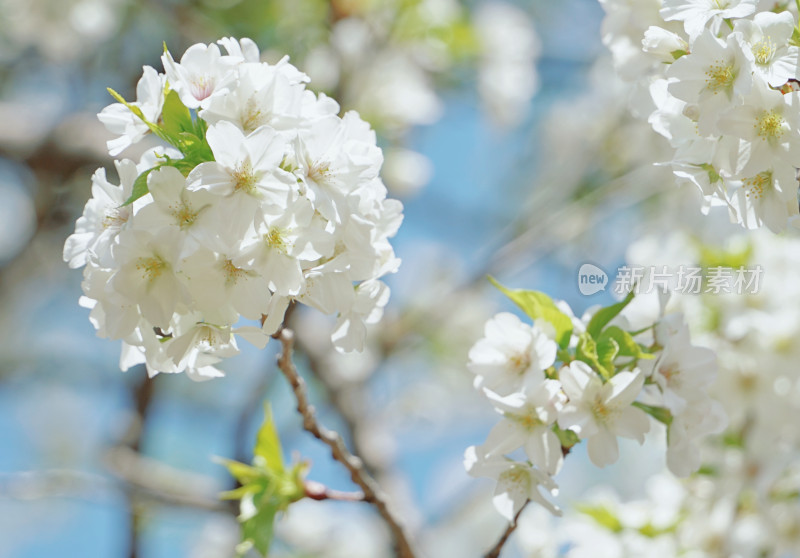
[509, 351, 531, 374]
[705, 60, 735, 93]
[103, 208, 128, 229]
[591, 395, 616, 424]
[232, 161, 257, 194]
[221, 258, 249, 286]
[136, 256, 167, 282]
[755, 110, 784, 140]
[241, 97, 269, 133]
[264, 227, 289, 254]
[514, 411, 544, 431]
[752, 37, 776, 65]
[659, 365, 677, 382]
[169, 202, 200, 229]
[499, 466, 531, 491]
[307, 161, 332, 183]
[743, 172, 772, 200]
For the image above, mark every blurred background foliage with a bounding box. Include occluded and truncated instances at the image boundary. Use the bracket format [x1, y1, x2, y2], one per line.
[0, 0, 700, 556]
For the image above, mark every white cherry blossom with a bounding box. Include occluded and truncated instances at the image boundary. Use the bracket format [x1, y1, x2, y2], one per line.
[98, 65, 165, 156]
[660, 0, 759, 40]
[468, 312, 558, 396]
[558, 362, 650, 467]
[464, 446, 561, 519]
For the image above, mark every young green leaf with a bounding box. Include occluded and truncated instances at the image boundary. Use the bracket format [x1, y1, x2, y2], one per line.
[218, 402, 308, 558]
[237, 489, 280, 557]
[586, 290, 635, 339]
[254, 403, 285, 474]
[633, 402, 673, 426]
[553, 424, 580, 451]
[161, 89, 195, 139]
[596, 335, 619, 377]
[216, 458, 262, 486]
[122, 167, 158, 206]
[107, 87, 175, 145]
[488, 276, 574, 348]
[576, 332, 608, 380]
[575, 503, 624, 533]
[597, 325, 654, 360]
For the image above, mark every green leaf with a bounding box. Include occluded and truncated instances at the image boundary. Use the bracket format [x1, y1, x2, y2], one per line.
[107, 87, 214, 160]
[254, 403, 285, 475]
[217, 401, 310, 558]
[633, 402, 673, 426]
[239, 490, 280, 557]
[597, 326, 654, 360]
[721, 429, 745, 448]
[791, 25, 800, 48]
[596, 335, 619, 377]
[161, 89, 194, 139]
[488, 276, 574, 348]
[696, 464, 718, 476]
[575, 332, 608, 380]
[670, 49, 688, 60]
[122, 166, 158, 206]
[639, 521, 677, 537]
[586, 290, 635, 339]
[107, 87, 175, 145]
[575, 503, 624, 533]
[219, 485, 255, 501]
[180, 131, 214, 164]
[121, 149, 212, 206]
[215, 457, 262, 486]
[107, 87, 145, 119]
[553, 424, 580, 450]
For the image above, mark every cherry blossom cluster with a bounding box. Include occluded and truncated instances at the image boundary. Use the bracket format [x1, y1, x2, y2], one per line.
[464, 282, 724, 520]
[63, 37, 402, 380]
[615, 228, 800, 555]
[525, 230, 800, 555]
[600, 0, 800, 232]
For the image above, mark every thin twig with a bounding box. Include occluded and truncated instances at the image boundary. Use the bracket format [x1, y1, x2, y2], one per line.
[105, 445, 229, 513]
[291, 332, 375, 471]
[274, 328, 417, 558]
[484, 502, 528, 558]
[304, 480, 365, 502]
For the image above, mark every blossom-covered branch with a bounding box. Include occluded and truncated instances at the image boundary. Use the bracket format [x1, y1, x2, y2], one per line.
[465, 279, 725, 542]
[64, 37, 403, 382]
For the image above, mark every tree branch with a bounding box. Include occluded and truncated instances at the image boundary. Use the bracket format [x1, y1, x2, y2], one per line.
[484, 502, 528, 558]
[304, 480, 365, 502]
[123, 370, 156, 558]
[105, 444, 229, 513]
[274, 328, 417, 558]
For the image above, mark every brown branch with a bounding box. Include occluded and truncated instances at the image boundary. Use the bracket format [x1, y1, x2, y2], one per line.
[484, 502, 528, 558]
[274, 328, 417, 558]
[123, 370, 156, 558]
[291, 333, 374, 470]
